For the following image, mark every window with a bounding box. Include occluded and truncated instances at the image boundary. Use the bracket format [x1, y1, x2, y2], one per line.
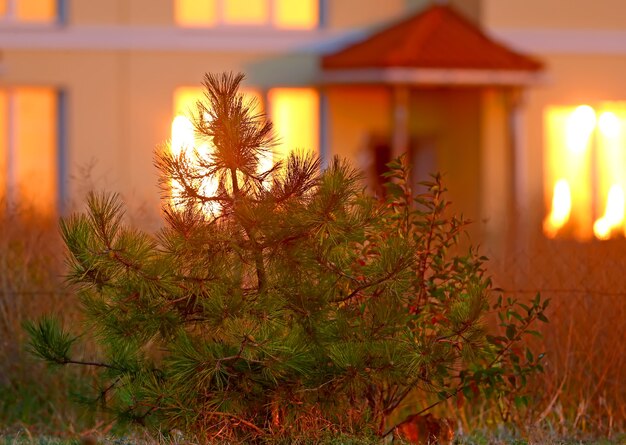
[171, 86, 319, 208]
[172, 86, 265, 212]
[174, 0, 318, 29]
[268, 88, 319, 161]
[0, 88, 59, 216]
[0, 0, 57, 23]
[544, 103, 626, 240]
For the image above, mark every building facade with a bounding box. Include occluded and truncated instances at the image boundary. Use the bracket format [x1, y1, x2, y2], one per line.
[3, 0, 626, 262]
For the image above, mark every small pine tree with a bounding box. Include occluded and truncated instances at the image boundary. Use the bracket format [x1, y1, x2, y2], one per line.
[26, 73, 548, 442]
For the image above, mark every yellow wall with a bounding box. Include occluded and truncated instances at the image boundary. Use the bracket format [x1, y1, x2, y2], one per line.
[407, 89, 482, 233]
[326, 86, 484, 239]
[483, 0, 626, 29]
[326, 86, 391, 162]
[325, 0, 405, 30]
[69, 0, 172, 25]
[480, 88, 512, 255]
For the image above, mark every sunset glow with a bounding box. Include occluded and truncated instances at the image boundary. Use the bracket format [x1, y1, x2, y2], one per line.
[16, 0, 56, 22]
[593, 184, 625, 240]
[224, 0, 268, 25]
[274, 0, 318, 29]
[175, 0, 318, 28]
[170, 114, 221, 214]
[544, 179, 572, 238]
[545, 103, 626, 240]
[565, 105, 596, 154]
[0, 0, 57, 22]
[173, 85, 318, 191]
[269, 88, 319, 162]
[2, 88, 58, 215]
[595, 105, 626, 239]
[174, 0, 216, 26]
[598, 111, 621, 138]
[544, 106, 592, 239]
[170, 115, 195, 201]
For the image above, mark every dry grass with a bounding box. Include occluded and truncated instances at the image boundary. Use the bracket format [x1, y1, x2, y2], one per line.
[0, 198, 624, 441]
[0, 200, 101, 434]
[488, 235, 626, 439]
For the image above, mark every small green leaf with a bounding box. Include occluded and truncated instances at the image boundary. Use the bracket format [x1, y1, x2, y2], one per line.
[506, 324, 517, 340]
[511, 312, 524, 322]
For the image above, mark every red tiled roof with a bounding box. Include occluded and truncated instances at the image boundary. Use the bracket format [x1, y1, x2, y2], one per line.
[322, 5, 543, 72]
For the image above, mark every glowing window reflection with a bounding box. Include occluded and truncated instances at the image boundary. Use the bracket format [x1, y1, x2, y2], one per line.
[16, 0, 56, 22]
[1, 0, 56, 22]
[174, 0, 216, 27]
[172, 86, 264, 211]
[543, 179, 571, 239]
[172, 86, 319, 204]
[224, 0, 268, 25]
[274, 0, 318, 29]
[1, 88, 58, 215]
[544, 103, 626, 240]
[174, 0, 318, 29]
[269, 88, 319, 162]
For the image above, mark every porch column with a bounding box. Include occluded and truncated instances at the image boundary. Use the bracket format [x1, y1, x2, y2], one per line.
[480, 87, 509, 261]
[391, 85, 410, 159]
[506, 87, 528, 291]
[318, 87, 330, 170]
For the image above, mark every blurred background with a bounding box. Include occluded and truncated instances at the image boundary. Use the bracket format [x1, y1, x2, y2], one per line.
[1, 0, 625, 439]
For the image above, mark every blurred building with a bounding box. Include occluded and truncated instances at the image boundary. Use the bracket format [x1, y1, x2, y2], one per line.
[2, 0, 626, 265]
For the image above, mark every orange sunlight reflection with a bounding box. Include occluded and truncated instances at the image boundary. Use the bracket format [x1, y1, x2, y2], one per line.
[16, 0, 56, 22]
[172, 86, 318, 210]
[275, 0, 318, 29]
[170, 114, 221, 214]
[269, 88, 319, 162]
[565, 105, 596, 154]
[16, 88, 58, 215]
[0, 88, 58, 215]
[594, 106, 626, 239]
[174, 0, 216, 26]
[544, 179, 572, 238]
[175, 0, 318, 28]
[224, 0, 268, 25]
[545, 104, 626, 240]
[172, 87, 265, 213]
[544, 105, 593, 240]
[593, 184, 625, 240]
[170, 114, 194, 199]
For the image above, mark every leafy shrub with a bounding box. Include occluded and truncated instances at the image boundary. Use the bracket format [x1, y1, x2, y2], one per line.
[26, 73, 547, 443]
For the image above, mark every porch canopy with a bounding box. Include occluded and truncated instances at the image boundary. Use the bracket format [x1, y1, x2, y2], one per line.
[320, 4, 543, 87]
[319, 4, 545, 248]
